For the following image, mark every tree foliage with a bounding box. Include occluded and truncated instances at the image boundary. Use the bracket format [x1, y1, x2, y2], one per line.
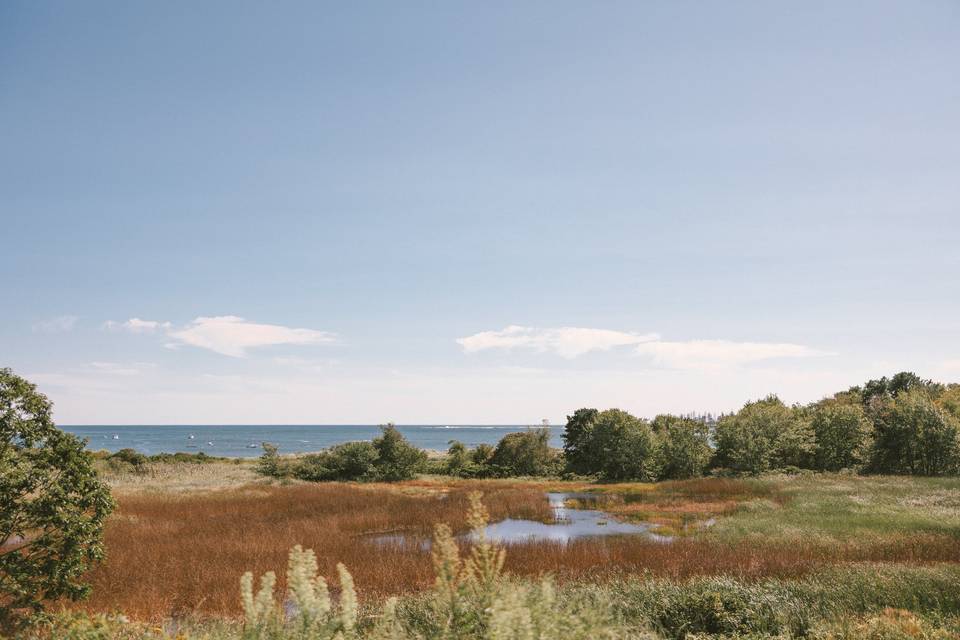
[713, 395, 813, 475]
[867, 389, 960, 476]
[488, 428, 555, 477]
[260, 425, 426, 482]
[293, 441, 380, 481]
[561, 408, 599, 475]
[809, 398, 872, 471]
[651, 414, 713, 480]
[371, 423, 427, 481]
[0, 369, 114, 631]
[593, 410, 659, 481]
[857, 371, 942, 406]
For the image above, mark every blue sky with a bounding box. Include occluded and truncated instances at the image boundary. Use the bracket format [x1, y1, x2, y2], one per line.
[2, 1, 958, 424]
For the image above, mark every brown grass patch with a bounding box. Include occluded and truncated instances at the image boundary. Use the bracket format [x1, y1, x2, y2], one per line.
[69, 478, 960, 621]
[73, 482, 549, 619]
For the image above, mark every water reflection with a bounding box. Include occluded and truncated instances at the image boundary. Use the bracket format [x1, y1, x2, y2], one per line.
[477, 493, 651, 544]
[367, 492, 660, 549]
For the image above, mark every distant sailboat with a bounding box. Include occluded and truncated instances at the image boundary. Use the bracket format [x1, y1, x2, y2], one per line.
[247, 443, 259, 448]
[112, 434, 120, 440]
[207, 441, 214, 446]
[188, 434, 196, 440]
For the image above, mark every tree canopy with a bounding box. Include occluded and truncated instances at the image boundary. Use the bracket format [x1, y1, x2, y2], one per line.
[0, 368, 114, 631]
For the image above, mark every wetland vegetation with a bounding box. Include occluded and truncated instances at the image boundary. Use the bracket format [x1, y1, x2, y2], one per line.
[3, 368, 960, 638]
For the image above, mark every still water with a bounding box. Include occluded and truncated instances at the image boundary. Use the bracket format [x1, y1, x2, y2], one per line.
[371, 493, 658, 548]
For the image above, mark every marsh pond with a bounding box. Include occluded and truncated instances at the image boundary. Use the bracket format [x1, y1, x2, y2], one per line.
[369, 492, 668, 548]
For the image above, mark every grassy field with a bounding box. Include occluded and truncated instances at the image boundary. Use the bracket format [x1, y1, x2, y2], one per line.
[59, 465, 960, 639]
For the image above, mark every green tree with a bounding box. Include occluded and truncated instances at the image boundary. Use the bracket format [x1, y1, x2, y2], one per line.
[809, 398, 872, 471]
[587, 409, 659, 481]
[372, 423, 427, 481]
[858, 371, 942, 405]
[867, 389, 960, 476]
[489, 428, 555, 476]
[651, 414, 712, 479]
[561, 408, 599, 475]
[0, 369, 115, 631]
[936, 384, 960, 420]
[713, 395, 813, 475]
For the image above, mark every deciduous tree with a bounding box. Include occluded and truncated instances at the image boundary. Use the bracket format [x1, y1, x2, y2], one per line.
[0, 369, 114, 631]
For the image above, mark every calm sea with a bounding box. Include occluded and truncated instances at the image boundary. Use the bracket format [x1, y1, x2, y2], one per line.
[62, 424, 563, 458]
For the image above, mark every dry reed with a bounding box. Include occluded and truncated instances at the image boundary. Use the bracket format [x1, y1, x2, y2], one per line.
[71, 480, 960, 621]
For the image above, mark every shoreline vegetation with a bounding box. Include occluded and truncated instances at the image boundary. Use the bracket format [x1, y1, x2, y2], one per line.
[3, 368, 960, 639]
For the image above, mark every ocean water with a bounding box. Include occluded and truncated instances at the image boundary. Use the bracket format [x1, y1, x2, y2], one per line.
[62, 424, 563, 458]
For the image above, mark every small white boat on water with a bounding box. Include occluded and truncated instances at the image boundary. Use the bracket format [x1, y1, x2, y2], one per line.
[207, 441, 214, 446]
[188, 434, 196, 439]
[247, 443, 259, 448]
[112, 434, 120, 440]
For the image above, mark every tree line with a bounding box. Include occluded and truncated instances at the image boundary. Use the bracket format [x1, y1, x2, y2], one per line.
[257, 371, 960, 482]
[565, 371, 960, 479]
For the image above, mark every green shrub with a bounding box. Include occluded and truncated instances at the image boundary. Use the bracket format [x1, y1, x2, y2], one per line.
[446, 440, 471, 475]
[108, 448, 148, 469]
[293, 441, 380, 482]
[444, 441, 498, 478]
[148, 451, 214, 464]
[489, 429, 556, 477]
[257, 442, 286, 478]
[471, 444, 494, 465]
[372, 424, 427, 481]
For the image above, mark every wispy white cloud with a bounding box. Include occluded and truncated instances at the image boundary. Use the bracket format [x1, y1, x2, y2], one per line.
[33, 315, 78, 333]
[457, 325, 829, 368]
[101, 315, 336, 358]
[166, 316, 337, 357]
[456, 325, 660, 358]
[88, 361, 153, 376]
[634, 339, 829, 369]
[103, 318, 172, 333]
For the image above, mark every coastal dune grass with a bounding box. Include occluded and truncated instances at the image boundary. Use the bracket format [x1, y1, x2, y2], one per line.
[72, 476, 960, 621]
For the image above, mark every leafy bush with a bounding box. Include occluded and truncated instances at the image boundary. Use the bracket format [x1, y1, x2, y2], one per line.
[446, 440, 471, 475]
[445, 441, 494, 478]
[471, 443, 495, 465]
[257, 442, 286, 478]
[148, 451, 214, 464]
[372, 424, 427, 481]
[259, 427, 427, 482]
[107, 448, 148, 472]
[294, 441, 380, 482]
[0, 369, 114, 632]
[488, 429, 557, 477]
